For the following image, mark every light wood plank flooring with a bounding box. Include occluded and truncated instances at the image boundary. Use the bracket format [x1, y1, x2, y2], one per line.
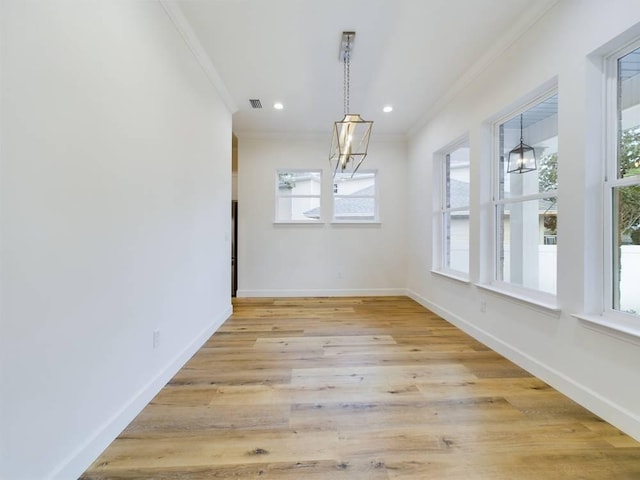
[81, 297, 640, 479]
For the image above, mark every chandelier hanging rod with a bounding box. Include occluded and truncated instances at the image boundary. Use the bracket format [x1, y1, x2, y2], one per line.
[339, 32, 355, 116]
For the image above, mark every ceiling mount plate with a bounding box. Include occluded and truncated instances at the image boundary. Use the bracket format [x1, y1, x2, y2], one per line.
[339, 31, 356, 61]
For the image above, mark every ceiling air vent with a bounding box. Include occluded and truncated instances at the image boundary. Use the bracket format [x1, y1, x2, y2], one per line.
[249, 99, 262, 109]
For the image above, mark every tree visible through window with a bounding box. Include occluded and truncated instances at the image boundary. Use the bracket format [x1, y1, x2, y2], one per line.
[618, 128, 640, 244]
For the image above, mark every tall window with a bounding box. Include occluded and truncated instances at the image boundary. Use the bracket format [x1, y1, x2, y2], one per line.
[494, 93, 558, 297]
[607, 43, 640, 317]
[274, 170, 322, 222]
[438, 142, 470, 276]
[332, 171, 378, 222]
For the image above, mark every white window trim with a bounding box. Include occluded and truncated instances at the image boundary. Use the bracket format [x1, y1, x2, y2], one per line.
[476, 283, 561, 318]
[331, 169, 380, 224]
[488, 88, 559, 305]
[433, 136, 470, 279]
[570, 32, 640, 341]
[274, 169, 323, 224]
[573, 313, 640, 346]
[602, 40, 640, 324]
[431, 269, 471, 284]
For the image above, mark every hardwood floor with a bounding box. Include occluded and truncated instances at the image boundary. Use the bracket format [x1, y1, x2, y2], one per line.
[81, 297, 640, 479]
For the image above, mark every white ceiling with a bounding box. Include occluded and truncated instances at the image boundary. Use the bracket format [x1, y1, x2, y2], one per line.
[174, 0, 557, 138]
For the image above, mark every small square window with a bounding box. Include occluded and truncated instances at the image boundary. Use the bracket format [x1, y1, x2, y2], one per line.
[332, 171, 378, 222]
[274, 170, 322, 222]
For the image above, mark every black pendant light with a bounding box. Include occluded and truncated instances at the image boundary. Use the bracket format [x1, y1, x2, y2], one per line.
[507, 114, 537, 174]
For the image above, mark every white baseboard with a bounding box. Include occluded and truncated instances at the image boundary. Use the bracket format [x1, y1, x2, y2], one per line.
[236, 288, 407, 298]
[50, 305, 233, 480]
[407, 289, 640, 441]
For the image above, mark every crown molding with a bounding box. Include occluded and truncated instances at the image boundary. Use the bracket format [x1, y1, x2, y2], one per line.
[408, 0, 560, 138]
[235, 130, 407, 143]
[235, 131, 330, 142]
[160, 0, 238, 114]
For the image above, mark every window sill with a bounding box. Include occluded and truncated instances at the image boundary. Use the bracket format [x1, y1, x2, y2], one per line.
[572, 313, 640, 346]
[273, 221, 324, 226]
[431, 269, 470, 284]
[330, 221, 381, 226]
[475, 284, 561, 318]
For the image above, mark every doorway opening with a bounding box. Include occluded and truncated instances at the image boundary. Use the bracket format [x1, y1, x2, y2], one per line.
[231, 200, 238, 297]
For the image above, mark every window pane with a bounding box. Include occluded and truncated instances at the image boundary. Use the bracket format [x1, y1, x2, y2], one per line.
[444, 211, 470, 274]
[498, 95, 558, 199]
[497, 198, 557, 294]
[538, 152, 558, 193]
[276, 197, 321, 221]
[333, 171, 377, 221]
[334, 172, 375, 195]
[613, 185, 640, 315]
[446, 147, 470, 209]
[334, 197, 375, 220]
[618, 47, 640, 179]
[278, 171, 321, 196]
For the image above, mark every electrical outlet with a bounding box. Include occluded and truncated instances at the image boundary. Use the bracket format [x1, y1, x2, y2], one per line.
[153, 330, 160, 349]
[480, 300, 486, 313]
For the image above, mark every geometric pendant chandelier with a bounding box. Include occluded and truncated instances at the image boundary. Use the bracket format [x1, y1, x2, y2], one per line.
[329, 31, 373, 177]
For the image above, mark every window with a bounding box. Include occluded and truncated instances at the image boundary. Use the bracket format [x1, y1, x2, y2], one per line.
[437, 142, 470, 276]
[274, 170, 322, 222]
[606, 43, 640, 317]
[332, 171, 378, 222]
[494, 93, 558, 298]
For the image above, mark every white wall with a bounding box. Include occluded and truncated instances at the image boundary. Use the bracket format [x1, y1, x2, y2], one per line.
[0, 2, 232, 478]
[407, 0, 640, 440]
[237, 137, 407, 296]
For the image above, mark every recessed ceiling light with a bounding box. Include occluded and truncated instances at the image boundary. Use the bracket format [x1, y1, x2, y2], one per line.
[274, 102, 284, 110]
[383, 105, 393, 113]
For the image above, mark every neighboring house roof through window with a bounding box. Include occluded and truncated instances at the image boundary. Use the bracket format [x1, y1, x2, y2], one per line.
[303, 184, 376, 219]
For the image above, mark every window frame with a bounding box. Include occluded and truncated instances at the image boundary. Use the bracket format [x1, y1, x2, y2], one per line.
[274, 169, 323, 224]
[434, 138, 471, 280]
[490, 89, 559, 305]
[331, 169, 380, 224]
[603, 40, 640, 322]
